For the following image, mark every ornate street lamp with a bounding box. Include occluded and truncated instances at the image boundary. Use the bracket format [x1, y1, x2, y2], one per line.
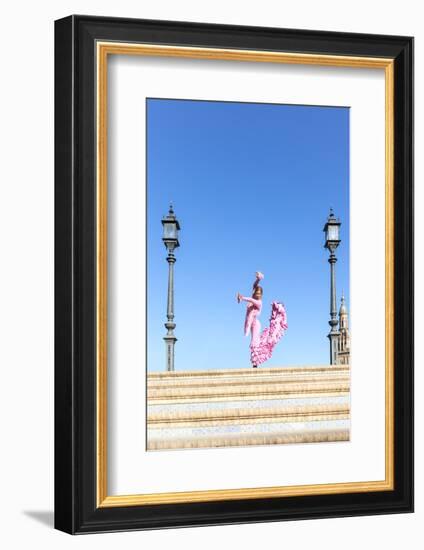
[162, 204, 181, 372]
[323, 208, 341, 365]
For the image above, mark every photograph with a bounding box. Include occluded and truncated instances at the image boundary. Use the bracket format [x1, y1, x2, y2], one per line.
[146, 98, 351, 451]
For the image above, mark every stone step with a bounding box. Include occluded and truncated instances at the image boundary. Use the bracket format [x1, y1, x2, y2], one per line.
[147, 428, 350, 450]
[147, 373, 349, 390]
[148, 365, 349, 379]
[148, 403, 349, 427]
[149, 410, 349, 429]
[148, 382, 350, 402]
[148, 395, 350, 413]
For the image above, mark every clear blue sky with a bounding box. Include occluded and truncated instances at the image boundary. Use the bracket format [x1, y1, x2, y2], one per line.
[146, 98, 349, 371]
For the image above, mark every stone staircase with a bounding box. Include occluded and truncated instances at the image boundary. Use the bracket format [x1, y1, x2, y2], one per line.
[147, 365, 350, 450]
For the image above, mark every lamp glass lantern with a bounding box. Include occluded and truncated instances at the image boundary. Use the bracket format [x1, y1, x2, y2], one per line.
[323, 210, 341, 252]
[161, 206, 180, 250]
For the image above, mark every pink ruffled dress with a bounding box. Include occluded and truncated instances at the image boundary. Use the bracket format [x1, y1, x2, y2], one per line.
[240, 273, 288, 367]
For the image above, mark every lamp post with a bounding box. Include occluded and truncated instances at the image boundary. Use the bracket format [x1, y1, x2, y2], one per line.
[161, 204, 181, 372]
[323, 208, 341, 365]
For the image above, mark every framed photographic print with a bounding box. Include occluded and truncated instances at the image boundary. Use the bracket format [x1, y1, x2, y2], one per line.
[54, 15, 414, 534]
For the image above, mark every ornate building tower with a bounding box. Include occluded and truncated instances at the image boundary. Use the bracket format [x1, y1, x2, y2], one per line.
[336, 293, 350, 365]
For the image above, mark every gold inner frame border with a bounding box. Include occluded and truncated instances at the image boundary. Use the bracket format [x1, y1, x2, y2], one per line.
[96, 41, 394, 508]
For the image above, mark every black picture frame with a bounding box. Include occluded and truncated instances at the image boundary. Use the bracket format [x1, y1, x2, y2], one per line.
[55, 14, 414, 534]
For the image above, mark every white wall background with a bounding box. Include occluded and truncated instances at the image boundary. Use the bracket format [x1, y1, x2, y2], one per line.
[0, 1, 420, 548]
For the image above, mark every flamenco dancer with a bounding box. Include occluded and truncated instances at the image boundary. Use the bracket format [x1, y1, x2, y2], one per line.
[237, 272, 288, 368]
